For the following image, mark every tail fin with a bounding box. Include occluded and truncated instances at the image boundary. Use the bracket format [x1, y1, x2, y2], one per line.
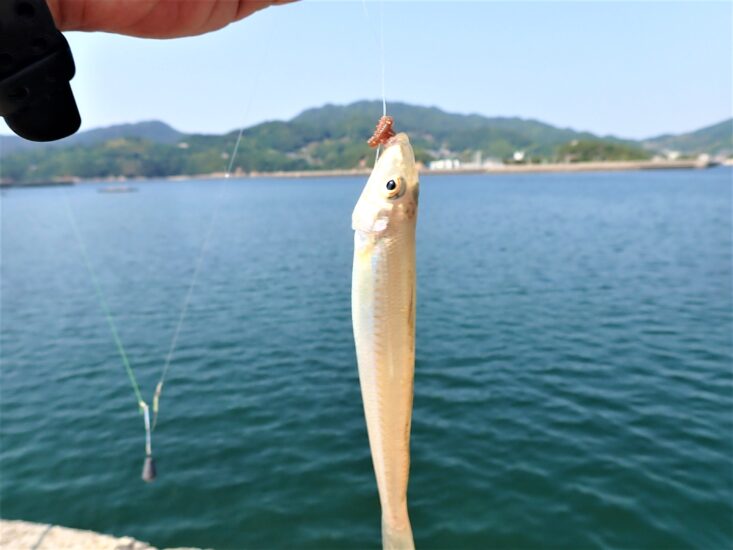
[382, 516, 414, 550]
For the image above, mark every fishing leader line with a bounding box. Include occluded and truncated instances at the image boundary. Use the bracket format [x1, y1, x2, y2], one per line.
[63, 15, 276, 483]
[152, 15, 276, 436]
[62, 190, 156, 479]
[362, 0, 388, 162]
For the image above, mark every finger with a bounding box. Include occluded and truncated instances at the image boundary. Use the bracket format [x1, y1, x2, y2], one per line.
[234, 0, 298, 22]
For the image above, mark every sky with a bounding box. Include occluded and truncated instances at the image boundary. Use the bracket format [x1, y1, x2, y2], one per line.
[1, 1, 731, 139]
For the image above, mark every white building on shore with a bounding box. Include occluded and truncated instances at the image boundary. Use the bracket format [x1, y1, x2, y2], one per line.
[429, 158, 462, 170]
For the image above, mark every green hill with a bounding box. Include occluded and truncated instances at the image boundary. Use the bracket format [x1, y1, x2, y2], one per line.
[644, 119, 732, 156]
[0, 120, 183, 155]
[286, 101, 630, 159]
[0, 101, 724, 183]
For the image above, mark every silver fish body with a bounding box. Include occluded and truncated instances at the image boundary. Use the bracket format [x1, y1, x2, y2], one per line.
[352, 133, 419, 550]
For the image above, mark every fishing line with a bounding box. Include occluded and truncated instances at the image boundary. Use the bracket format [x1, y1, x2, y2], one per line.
[63, 16, 275, 482]
[151, 183, 222, 431]
[379, 0, 386, 118]
[63, 191, 157, 479]
[152, 17, 276, 433]
[362, 0, 389, 162]
[63, 193, 145, 409]
[226, 129, 246, 176]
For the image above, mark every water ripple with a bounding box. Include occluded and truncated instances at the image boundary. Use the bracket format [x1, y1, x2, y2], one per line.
[1, 170, 731, 549]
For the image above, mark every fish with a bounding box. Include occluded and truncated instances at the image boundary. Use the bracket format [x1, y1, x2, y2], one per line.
[352, 132, 419, 550]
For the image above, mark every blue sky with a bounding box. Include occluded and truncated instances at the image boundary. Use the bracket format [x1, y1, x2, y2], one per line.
[2, 1, 731, 139]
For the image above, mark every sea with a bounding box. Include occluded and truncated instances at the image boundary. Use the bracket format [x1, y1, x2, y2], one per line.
[1, 168, 731, 549]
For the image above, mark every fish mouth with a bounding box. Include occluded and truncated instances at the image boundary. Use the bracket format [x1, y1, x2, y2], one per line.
[381, 135, 399, 148]
[382, 132, 409, 150]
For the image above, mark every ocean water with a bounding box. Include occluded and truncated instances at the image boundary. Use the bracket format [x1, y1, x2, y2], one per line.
[1, 168, 731, 549]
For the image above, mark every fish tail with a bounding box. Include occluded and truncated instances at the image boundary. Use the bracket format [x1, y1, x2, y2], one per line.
[382, 514, 415, 550]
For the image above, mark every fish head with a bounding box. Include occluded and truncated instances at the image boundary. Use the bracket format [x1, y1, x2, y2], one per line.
[352, 133, 419, 237]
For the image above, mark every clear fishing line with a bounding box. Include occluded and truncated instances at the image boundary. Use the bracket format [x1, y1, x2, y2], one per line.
[362, 0, 389, 161]
[153, 15, 276, 432]
[379, 0, 387, 118]
[63, 190, 156, 480]
[63, 14, 276, 481]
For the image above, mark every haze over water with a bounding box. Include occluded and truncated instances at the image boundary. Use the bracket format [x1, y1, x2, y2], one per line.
[1, 168, 731, 549]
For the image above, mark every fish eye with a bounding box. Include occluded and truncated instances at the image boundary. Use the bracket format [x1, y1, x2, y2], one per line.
[384, 178, 402, 198]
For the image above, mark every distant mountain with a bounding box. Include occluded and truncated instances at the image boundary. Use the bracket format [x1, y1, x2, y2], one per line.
[644, 119, 732, 156]
[0, 101, 725, 183]
[287, 101, 633, 159]
[0, 120, 184, 155]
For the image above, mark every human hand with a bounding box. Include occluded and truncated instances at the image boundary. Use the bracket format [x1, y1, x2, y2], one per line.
[45, 0, 296, 38]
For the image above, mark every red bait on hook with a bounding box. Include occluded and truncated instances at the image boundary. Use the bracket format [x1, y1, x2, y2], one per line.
[367, 115, 396, 148]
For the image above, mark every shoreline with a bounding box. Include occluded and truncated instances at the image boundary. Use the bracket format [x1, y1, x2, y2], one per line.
[1, 159, 722, 188]
[240, 158, 716, 179]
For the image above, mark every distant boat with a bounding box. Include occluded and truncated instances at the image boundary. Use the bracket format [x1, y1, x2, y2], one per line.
[98, 186, 138, 194]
